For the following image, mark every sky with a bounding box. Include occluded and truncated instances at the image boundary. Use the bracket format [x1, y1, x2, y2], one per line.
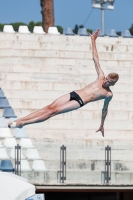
[0, 0, 133, 33]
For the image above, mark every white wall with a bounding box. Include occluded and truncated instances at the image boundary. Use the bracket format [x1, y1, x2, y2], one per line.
[0, 32, 133, 184]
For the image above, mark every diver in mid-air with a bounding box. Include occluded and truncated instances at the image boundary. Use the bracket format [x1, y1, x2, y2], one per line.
[8, 29, 119, 137]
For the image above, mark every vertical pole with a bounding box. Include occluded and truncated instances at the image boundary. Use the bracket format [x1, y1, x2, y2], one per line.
[105, 145, 111, 184]
[60, 145, 66, 183]
[109, 147, 111, 181]
[64, 146, 66, 181]
[107, 145, 109, 183]
[15, 145, 16, 174]
[105, 146, 106, 184]
[62, 145, 64, 183]
[60, 146, 61, 183]
[101, 3, 104, 35]
[20, 145, 21, 176]
[17, 144, 19, 175]
[15, 144, 21, 176]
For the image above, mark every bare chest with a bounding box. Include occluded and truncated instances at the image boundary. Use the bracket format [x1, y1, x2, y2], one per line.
[91, 86, 106, 101]
[82, 84, 109, 103]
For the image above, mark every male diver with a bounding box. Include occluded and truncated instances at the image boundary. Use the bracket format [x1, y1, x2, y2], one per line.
[8, 29, 119, 137]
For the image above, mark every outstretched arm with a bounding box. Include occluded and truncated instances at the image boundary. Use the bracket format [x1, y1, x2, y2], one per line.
[88, 29, 105, 78]
[96, 96, 112, 137]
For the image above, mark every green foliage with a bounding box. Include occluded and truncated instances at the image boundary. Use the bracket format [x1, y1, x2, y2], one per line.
[0, 21, 43, 33]
[28, 21, 43, 32]
[56, 25, 63, 34]
[10, 22, 26, 32]
[28, 21, 35, 32]
[116, 31, 121, 36]
[79, 25, 84, 29]
[73, 24, 84, 34]
[73, 24, 78, 34]
[73, 25, 92, 34]
[0, 21, 93, 35]
[129, 24, 133, 35]
[0, 23, 4, 32]
[30, 21, 43, 32]
[35, 22, 42, 26]
[87, 29, 92, 34]
[0, 22, 27, 32]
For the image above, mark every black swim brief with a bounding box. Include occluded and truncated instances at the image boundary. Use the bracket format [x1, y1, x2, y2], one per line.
[70, 91, 84, 107]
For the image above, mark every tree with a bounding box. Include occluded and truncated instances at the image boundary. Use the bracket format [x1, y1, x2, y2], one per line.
[28, 21, 35, 32]
[56, 25, 63, 34]
[0, 21, 43, 32]
[40, 0, 54, 33]
[35, 22, 42, 26]
[28, 21, 43, 32]
[87, 29, 92, 34]
[73, 24, 84, 34]
[129, 24, 133, 35]
[10, 22, 26, 32]
[116, 31, 121, 36]
[0, 24, 4, 32]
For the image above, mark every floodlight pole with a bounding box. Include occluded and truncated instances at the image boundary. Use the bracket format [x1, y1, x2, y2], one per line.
[92, 0, 114, 35]
[101, 3, 104, 35]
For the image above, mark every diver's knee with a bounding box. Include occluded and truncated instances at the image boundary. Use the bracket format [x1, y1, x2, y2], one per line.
[47, 104, 58, 116]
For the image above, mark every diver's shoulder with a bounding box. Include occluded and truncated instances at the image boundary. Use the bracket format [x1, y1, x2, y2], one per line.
[107, 90, 113, 98]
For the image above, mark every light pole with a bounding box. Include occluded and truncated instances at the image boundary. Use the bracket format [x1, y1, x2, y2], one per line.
[101, 3, 104, 35]
[92, 0, 115, 35]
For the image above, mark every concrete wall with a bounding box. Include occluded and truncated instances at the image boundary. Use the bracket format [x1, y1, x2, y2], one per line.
[0, 32, 133, 185]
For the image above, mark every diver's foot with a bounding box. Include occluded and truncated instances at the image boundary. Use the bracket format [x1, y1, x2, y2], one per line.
[8, 121, 23, 128]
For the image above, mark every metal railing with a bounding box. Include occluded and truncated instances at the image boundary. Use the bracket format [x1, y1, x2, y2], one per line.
[57, 145, 66, 183]
[15, 144, 21, 176]
[105, 145, 111, 184]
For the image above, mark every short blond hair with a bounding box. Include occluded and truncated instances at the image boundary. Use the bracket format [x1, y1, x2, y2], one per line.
[108, 73, 119, 82]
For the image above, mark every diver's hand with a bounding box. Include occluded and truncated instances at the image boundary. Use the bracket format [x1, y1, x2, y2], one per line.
[88, 29, 100, 42]
[96, 125, 104, 137]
